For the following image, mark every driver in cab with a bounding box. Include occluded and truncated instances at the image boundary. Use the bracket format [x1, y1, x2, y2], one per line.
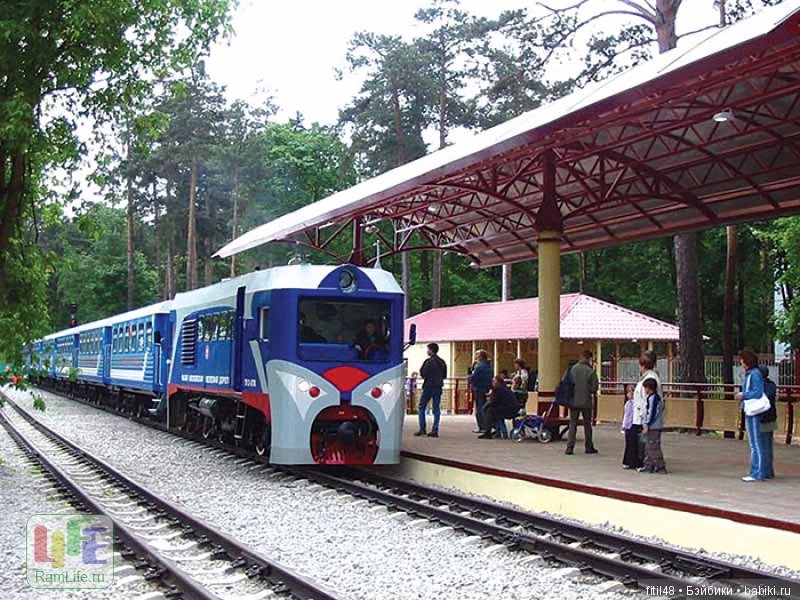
[353, 319, 386, 358]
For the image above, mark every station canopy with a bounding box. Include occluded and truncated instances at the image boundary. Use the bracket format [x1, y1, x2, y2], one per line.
[216, 1, 800, 267]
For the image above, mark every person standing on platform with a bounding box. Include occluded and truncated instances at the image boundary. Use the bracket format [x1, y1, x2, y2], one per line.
[759, 366, 778, 479]
[414, 344, 447, 438]
[621, 383, 641, 469]
[632, 351, 660, 465]
[513, 358, 530, 390]
[565, 350, 599, 455]
[639, 378, 667, 473]
[468, 349, 492, 434]
[734, 349, 767, 482]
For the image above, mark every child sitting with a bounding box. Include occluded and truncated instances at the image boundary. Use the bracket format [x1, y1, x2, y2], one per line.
[639, 378, 667, 474]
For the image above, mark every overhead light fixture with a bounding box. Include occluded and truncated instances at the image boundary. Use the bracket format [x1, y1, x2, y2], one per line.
[712, 109, 734, 123]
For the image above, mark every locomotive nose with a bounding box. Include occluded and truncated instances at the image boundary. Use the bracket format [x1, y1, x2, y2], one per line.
[336, 421, 359, 445]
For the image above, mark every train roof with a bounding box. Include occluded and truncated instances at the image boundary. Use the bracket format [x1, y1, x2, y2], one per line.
[43, 300, 174, 341]
[171, 264, 402, 309]
[38, 265, 400, 342]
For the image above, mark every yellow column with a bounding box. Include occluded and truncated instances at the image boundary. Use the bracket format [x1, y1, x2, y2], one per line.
[537, 231, 562, 395]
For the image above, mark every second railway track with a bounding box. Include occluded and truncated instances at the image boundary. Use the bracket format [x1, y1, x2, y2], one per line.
[10, 385, 800, 600]
[0, 396, 337, 600]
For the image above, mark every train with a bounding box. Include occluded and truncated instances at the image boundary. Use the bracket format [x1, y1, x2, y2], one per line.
[22, 264, 414, 465]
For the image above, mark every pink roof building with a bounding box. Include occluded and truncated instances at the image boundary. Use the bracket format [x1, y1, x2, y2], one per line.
[406, 293, 680, 343]
[405, 294, 682, 382]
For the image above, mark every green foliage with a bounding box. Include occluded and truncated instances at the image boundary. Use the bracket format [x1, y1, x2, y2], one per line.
[32, 393, 46, 412]
[48, 205, 159, 325]
[756, 216, 800, 347]
[0, 238, 50, 363]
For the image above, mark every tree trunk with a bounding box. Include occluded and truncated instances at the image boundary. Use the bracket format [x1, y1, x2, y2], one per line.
[420, 251, 430, 312]
[674, 232, 705, 383]
[391, 85, 406, 166]
[126, 157, 136, 310]
[186, 158, 199, 290]
[204, 237, 214, 287]
[722, 226, 737, 385]
[0, 146, 26, 297]
[166, 234, 176, 300]
[230, 164, 241, 277]
[432, 251, 442, 308]
[655, 0, 705, 383]
[502, 263, 512, 302]
[402, 251, 410, 318]
[152, 180, 163, 301]
[579, 252, 587, 293]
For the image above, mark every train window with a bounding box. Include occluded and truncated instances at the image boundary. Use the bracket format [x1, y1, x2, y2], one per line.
[138, 323, 145, 351]
[260, 307, 270, 340]
[297, 299, 392, 362]
[145, 322, 152, 347]
[129, 325, 135, 352]
[198, 319, 206, 342]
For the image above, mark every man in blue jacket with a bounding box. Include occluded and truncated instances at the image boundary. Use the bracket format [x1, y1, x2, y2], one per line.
[468, 349, 492, 434]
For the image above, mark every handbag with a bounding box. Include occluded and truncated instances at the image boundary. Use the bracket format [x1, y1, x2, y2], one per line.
[744, 393, 770, 416]
[742, 373, 770, 416]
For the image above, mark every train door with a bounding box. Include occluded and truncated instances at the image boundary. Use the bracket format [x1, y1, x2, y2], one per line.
[233, 286, 245, 392]
[102, 326, 112, 384]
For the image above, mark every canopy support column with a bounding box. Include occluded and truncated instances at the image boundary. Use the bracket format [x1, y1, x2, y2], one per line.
[536, 148, 563, 399]
[537, 230, 562, 397]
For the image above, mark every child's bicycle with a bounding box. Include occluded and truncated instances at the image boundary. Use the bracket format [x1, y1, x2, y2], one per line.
[510, 408, 554, 443]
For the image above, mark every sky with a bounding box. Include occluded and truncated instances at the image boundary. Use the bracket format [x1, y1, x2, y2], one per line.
[205, 0, 531, 126]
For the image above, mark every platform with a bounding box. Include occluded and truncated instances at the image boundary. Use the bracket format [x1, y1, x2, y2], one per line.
[381, 415, 800, 570]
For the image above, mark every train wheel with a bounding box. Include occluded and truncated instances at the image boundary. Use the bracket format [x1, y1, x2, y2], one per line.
[201, 418, 216, 440]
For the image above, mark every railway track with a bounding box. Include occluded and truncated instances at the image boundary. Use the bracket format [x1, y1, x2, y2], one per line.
[0, 396, 338, 600]
[15, 386, 800, 599]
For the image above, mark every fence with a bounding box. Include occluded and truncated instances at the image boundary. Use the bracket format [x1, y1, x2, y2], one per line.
[405, 377, 474, 416]
[405, 376, 800, 446]
[597, 381, 800, 445]
[606, 356, 797, 386]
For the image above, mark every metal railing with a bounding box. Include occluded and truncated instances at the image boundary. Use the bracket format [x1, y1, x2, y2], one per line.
[406, 376, 800, 446]
[599, 381, 800, 445]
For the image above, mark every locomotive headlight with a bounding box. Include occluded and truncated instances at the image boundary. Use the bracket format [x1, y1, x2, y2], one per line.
[381, 382, 393, 395]
[297, 379, 311, 393]
[371, 387, 382, 398]
[339, 269, 357, 293]
[309, 386, 321, 398]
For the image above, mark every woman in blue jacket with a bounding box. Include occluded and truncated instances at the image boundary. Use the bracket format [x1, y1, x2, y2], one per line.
[734, 348, 767, 482]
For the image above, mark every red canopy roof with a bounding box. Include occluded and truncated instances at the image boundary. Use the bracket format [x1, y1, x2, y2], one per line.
[218, 2, 800, 267]
[406, 294, 681, 342]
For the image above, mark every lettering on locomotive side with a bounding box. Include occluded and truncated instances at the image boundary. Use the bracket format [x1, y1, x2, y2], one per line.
[243, 378, 257, 388]
[180, 375, 204, 383]
[204, 375, 230, 385]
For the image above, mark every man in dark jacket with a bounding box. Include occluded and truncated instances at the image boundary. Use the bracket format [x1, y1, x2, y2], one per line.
[415, 343, 448, 437]
[479, 375, 520, 439]
[759, 366, 777, 479]
[565, 350, 599, 455]
[468, 349, 492, 433]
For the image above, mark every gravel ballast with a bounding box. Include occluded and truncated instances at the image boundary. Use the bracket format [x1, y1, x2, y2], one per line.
[1, 387, 637, 600]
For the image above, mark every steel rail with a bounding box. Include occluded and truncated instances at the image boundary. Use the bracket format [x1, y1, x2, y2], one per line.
[290, 467, 800, 599]
[1, 396, 339, 600]
[21, 385, 800, 599]
[340, 468, 798, 586]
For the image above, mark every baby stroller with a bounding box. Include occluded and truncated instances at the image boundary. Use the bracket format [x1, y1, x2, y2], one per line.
[510, 400, 558, 443]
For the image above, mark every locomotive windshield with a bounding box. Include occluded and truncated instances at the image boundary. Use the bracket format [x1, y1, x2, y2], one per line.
[297, 298, 392, 362]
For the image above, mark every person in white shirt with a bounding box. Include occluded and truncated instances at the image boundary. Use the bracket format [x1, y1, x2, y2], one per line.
[631, 351, 661, 468]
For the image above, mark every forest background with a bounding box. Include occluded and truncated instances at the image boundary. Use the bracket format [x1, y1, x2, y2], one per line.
[1, 0, 798, 383]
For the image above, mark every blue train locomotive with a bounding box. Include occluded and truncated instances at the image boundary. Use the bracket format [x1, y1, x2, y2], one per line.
[24, 264, 411, 465]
